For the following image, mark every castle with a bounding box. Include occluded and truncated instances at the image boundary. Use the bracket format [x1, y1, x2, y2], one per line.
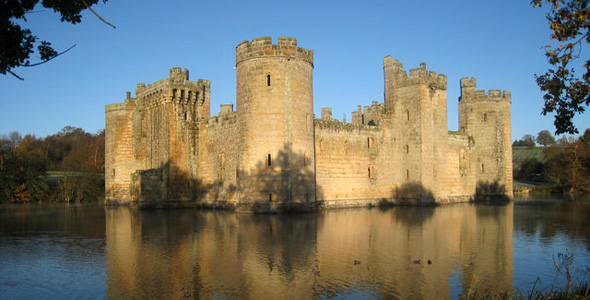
[105, 37, 512, 212]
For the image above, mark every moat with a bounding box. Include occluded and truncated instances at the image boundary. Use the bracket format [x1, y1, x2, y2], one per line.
[1, 196, 589, 299]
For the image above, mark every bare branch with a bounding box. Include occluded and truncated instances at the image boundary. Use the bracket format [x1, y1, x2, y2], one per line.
[7, 70, 25, 81]
[23, 44, 77, 68]
[80, 0, 116, 29]
[25, 10, 47, 14]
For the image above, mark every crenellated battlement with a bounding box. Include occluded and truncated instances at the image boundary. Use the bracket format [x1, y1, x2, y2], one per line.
[131, 68, 210, 105]
[350, 101, 384, 126]
[314, 118, 381, 132]
[169, 67, 189, 80]
[383, 56, 447, 89]
[459, 77, 511, 102]
[235, 36, 314, 66]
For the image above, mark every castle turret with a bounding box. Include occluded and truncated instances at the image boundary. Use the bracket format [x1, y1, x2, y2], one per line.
[459, 77, 513, 198]
[235, 37, 316, 211]
[383, 56, 450, 202]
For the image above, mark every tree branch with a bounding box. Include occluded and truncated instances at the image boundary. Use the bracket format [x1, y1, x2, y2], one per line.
[80, 0, 116, 29]
[7, 70, 24, 81]
[23, 44, 77, 68]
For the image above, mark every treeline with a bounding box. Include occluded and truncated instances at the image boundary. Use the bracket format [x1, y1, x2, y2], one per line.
[0, 126, 105, 203]
[513, 129, 590, 194]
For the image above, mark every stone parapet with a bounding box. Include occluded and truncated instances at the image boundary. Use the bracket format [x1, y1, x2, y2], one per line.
[105, 102, 130, 113]
[460, 77, 511, 102]
[314, 119, 381, 132]
[383, 56, 447, 89]
[236, 36, 314, 66]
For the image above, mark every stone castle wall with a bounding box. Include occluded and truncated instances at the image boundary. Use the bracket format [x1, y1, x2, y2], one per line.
[314, 120, 388, 207]
[105, 37, 513, 211]
[105, 101, 140, 203]
[199, 111, 239, 203]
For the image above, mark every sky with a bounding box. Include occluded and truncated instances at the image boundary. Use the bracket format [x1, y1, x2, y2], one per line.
[1, 0, 588, 141]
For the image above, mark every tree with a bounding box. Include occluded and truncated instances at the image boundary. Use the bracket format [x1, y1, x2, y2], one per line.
[1, 0, 114, 80]
[515, 157, 546, 181]
[544, 129, 590, 193]
[536, 130, 557, 146]
[8, 131, 22, 151]
[520, 134, 537, 148]
[580, 128, 590, 144]
[513, 135, 536, 147]
[532, 0, 590, 135]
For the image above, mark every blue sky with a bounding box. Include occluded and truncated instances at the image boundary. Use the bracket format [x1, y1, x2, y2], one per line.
[1, 0, 588, 140]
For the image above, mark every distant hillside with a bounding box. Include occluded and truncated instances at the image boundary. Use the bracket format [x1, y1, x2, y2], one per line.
[513, 146, 548, 167]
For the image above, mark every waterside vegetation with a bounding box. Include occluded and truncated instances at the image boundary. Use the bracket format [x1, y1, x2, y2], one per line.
[463, 251, 589, 299]
[0, 126, 105, 203]
[513, 129, 590, 195]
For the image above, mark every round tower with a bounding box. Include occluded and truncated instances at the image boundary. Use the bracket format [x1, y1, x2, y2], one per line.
[235, 37, 316, 211]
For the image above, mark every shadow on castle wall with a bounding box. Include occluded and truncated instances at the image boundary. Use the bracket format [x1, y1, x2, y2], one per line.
[382, 182, 436, 207]
[236, 143, 323, 213]
[475, 181, 510, 202]
[130, 161, 235, 209]
[130, 144, 323, 212]
[127, 161, 509, 211]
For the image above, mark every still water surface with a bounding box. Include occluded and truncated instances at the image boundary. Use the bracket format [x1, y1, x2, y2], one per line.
[0, 196, 589, 299]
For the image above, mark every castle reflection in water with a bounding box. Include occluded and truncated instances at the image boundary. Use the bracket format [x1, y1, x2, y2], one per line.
[105, 204, 513, 299]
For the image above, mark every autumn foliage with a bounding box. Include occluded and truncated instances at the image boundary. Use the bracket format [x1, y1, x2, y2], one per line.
[544, 129, 590, 193]
[0, 126, 105, 203]
[532, 0, 590, 134]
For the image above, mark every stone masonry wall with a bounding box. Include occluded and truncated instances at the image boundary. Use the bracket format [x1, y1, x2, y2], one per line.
[459, 78, 513, 197]
[105, 101, 141, 203]
[235, 37, 316, 210]
[199, 110, 239, 203]
[105, 37, 512, 210]
[315, 120, 389, 206]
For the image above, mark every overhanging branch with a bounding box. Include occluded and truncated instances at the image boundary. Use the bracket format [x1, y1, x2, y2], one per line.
[80, 0, 116, 29]
[23, 44, 77, 67]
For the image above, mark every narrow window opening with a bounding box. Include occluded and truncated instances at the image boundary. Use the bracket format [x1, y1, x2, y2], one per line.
[219, 154, 226, 181]
[303, 152, 307, 166]
[266, 74, 271, 86]
[195, 91, 200, 104]
[267, 153, 272, 167]
[269, 193, 273, 202]
[184, 112, 188, 121]
[188, 91, 192, 101]
[172, 89, 177, 99]
[201, 86, 206, 105]
[481, 163, 485, 173]
[406, 169, 410, 180]
[112, 169, 115, 177]
[368, 166, 375, 179]
[406, 145, 409, 154]
[406, 110, 410, 121]
[180, 90, 185, 100]
[368, 137, 376, 149]
[483, 113, 488, 122]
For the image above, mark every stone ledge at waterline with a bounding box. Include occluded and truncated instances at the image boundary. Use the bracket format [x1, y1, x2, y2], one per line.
[105, 36, 513, 212]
